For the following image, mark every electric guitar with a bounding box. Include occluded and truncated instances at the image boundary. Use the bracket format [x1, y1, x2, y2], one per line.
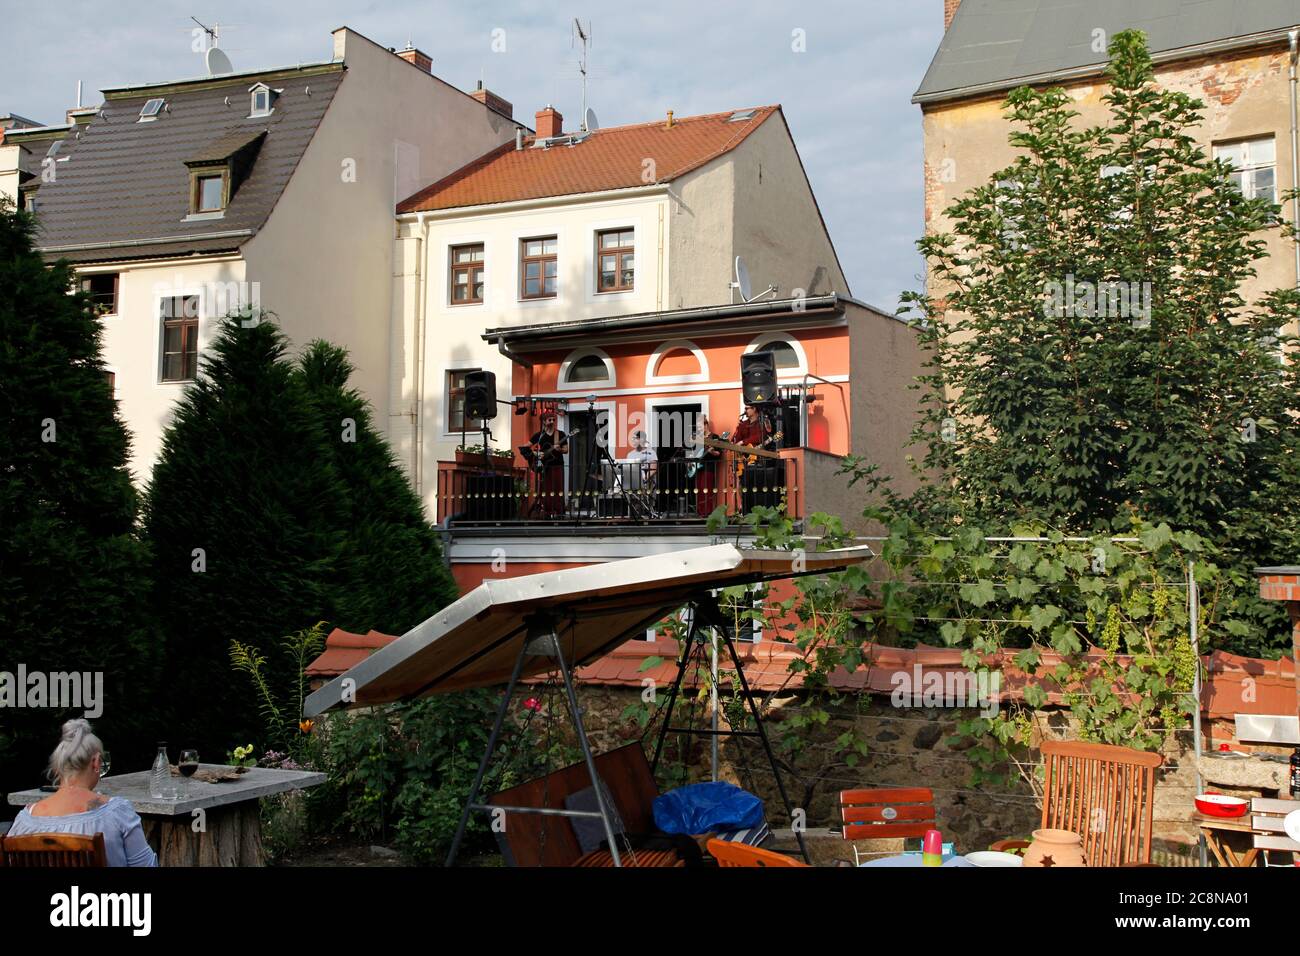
[685, 431, 729, 478]
[729, 429, 783, 479]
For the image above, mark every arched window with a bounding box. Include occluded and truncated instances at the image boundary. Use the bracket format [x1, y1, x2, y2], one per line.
[745, 333, 808, 377]
[646, 339, 709, 384]
[559, 347, 615, 389]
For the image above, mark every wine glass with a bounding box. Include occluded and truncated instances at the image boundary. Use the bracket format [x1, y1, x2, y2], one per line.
[178, 749, 199, 798]
[99, 751, 111, 779]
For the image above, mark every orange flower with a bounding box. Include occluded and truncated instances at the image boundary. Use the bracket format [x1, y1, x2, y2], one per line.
[299, 719, 315, 735]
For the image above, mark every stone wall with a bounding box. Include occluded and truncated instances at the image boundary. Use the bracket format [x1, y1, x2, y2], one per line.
[558, 685, 1204, 865]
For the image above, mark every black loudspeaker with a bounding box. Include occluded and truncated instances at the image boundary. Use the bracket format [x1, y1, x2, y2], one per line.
[463, 370, 497, 421]
[740, 351, 778, 405]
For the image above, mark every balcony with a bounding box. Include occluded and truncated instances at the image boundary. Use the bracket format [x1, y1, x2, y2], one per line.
[436, 449, 809, 528]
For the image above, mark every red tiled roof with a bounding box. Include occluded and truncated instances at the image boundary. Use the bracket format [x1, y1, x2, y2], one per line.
[397, 106, 780, 213]
[304, 628, 1294, 720]
[305, 628, 398, 676]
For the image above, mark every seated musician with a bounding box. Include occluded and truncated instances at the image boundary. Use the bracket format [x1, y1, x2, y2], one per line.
[528, 413, 568, 516]
[625, 430, 656, 487]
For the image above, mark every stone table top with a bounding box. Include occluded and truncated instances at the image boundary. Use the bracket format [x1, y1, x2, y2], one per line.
[8, 764, 326, 817]
[1196, 753, 1289, 791]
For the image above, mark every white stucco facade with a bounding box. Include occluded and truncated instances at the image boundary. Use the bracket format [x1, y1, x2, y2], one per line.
[74, 28, 520, 478]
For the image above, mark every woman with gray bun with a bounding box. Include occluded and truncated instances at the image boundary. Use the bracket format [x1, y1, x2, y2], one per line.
[7, 719, 157, 866]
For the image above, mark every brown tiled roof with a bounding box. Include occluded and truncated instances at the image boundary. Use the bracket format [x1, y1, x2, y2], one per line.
[397, 105, 780, 213]
[32, 65, 344, 264]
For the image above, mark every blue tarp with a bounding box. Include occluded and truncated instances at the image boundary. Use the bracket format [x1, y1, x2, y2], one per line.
[653, 782, 764, 835]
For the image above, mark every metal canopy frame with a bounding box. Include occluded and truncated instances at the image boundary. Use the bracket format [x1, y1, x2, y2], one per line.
[305, 544, 876, 868]
[646, 592, 810, 863]
[445, 591, 812, 867]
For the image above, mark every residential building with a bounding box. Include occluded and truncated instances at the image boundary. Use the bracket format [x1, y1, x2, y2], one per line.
[390, 105, 850, 506]
[917, 0, 1300, 311]
[14, 27, 523, 475]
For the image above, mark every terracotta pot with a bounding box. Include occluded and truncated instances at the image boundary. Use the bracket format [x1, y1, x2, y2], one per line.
[1022, 828, 1087, 868]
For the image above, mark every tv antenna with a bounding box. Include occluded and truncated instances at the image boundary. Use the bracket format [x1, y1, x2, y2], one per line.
[192, 16, 221, 49]
[731, 256, 778, 304]
[572, 18, 593, 130]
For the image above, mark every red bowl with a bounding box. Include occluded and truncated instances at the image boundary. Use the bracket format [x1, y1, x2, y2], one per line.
[1196, 793, 1248, 818]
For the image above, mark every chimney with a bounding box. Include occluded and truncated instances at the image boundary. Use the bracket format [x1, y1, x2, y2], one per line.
[536, 105, 563, 139]
[397, 45, 432, 73]
[471, 81, 513, 120]
[944, 0, 962, 30]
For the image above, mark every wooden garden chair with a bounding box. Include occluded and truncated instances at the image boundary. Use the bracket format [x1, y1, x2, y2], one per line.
[706, 838, 807, 867]
[991, 739, 1163, 866]
[839, 787, 938, 865]
[1, 832, 108, 867]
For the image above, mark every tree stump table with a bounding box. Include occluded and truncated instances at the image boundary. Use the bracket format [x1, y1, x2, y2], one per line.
[8, 764, 326, 866]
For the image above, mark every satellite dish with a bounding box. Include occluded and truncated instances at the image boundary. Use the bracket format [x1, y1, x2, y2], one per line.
[584, 107, 599, 132]
[206, 46, 234, 76]
[734, 256, 752, 302]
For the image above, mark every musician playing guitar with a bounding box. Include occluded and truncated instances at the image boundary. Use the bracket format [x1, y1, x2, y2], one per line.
[524, 412, 568, 516]
[731, 402, 780, 474]
[731, 402, 784, 511]
[686, 416, 724, 517]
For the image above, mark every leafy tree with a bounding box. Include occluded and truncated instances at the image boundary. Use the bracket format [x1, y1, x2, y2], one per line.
[296, 340, 458, 633]
[0, 201, 157, 791]
[896, 30, 1300, 656]
[143, 315, 349, 752]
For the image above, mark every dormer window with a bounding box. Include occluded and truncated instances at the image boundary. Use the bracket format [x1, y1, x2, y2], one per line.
[248, 83, 276, 118]
[139, 98, 165, 122]
[183, 129, 266, 219]
[193, 171, 227, 213]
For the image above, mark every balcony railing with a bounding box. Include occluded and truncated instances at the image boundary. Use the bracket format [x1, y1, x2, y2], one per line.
[436, 451, 800, 527]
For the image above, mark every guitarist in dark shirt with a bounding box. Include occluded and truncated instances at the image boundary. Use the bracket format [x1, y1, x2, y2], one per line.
[526, 413, 568, 516]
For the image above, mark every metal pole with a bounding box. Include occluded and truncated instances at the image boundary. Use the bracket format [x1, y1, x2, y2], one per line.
[718, 626, 810, 864]
[550, 630, 622, 866]
[1189, 560, 1208, 868]
[445, 636, 530, 867]
[649, 605, 700, 777]
[711, 627, 719, 782]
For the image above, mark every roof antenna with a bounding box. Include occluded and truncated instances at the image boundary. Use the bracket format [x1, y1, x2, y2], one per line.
[191, 16, 220, 49]
[572, 18, 592, 131]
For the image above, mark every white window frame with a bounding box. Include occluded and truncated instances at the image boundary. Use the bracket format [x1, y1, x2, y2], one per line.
[440, 361, 491, 441]
[744, 332, 808, 380]
[152, 286, 205, 388]
[248, 84, 275, 119]
[642, 395, 711, 456]
[138, 98, 165, 122]
[646, 338, 709, 385]
[1214, 136, 1277, 202]
[557, 346, 616, 391]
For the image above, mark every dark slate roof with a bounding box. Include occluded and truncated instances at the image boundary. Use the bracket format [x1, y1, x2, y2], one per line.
[4, 125, 74, 182]
[914, 0, 1300, 104]
[32, 64, 344, 263]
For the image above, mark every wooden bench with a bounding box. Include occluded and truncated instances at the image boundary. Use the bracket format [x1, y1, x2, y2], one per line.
[487, 742, 684, 867]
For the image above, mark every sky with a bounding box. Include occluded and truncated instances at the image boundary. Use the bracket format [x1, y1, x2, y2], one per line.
[0, 0, 944, 312]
